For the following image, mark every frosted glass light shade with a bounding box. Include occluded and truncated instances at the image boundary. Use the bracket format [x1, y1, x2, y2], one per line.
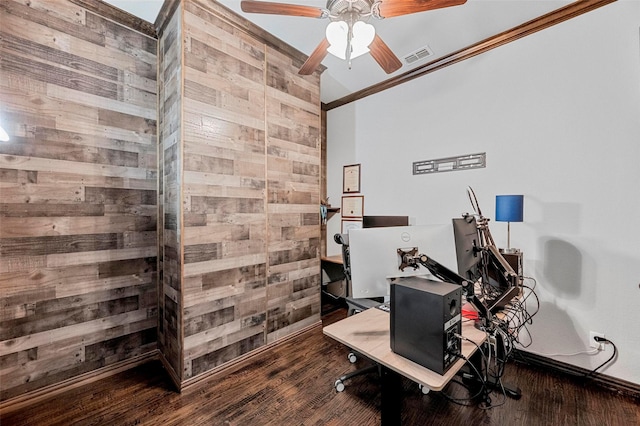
[326, 21, 348, 59]
[326, 21, 375, 60]
[351, 21, 375, 55]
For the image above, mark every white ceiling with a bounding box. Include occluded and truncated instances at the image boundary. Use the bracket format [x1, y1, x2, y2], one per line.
[103, 0, 573, 103]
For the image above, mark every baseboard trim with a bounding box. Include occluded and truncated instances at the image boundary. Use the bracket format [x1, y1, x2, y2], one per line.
[5, 326, 633, 415]
[514, 349, 640, 399]
[0, 350, 159, 415]
[0, 320, 323, 413]
[181, 320, 323, 391]
[158, 351, 182, 392]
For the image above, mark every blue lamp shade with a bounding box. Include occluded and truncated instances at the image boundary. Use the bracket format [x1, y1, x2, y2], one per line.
[495, 195, 524, 223]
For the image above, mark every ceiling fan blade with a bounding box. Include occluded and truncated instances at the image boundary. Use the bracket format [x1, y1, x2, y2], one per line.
[298, 38, 330, 75]
[241, 1, 325, 18]
[369, 34, 402, 74]
[378, 0, 467, 18]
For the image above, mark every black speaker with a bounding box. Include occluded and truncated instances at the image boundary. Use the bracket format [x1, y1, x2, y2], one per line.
[390, 277, 462, 375]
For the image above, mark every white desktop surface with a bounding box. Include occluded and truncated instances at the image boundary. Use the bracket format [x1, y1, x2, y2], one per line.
[323, 307, 487, 391]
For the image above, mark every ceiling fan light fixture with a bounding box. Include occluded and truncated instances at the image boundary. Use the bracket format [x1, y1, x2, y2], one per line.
[241, 0, 468, 75]
[352, 21, 375, 54]
[326, 20, 375, 60]
[326, 21, 348, 59]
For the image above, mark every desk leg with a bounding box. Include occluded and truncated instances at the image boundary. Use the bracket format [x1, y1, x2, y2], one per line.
[468, 343, 522, 402]
[380, 366, 402, 426]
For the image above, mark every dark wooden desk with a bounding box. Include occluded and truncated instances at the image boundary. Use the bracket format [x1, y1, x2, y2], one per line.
[321, 255, 343, 265]
[321, 255, 346, 302]
[323, 307, 486, 424]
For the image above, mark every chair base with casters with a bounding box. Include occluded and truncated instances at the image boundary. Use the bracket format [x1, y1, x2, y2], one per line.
[334, 363, 380, 392]
[332, 233, 385, 392]
[333, 298, 383, 392]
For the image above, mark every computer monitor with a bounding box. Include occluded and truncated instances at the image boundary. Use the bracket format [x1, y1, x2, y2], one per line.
[452, 216, 481, 281]
[349, 225, 457, 299]
[363, 215, 409, 228]
[452, 215, 521, 314]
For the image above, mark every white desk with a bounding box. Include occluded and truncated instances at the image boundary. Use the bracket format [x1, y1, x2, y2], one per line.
[323, 307, 487, 424]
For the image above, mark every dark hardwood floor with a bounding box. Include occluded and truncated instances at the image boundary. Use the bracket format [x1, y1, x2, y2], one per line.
[2, 307, 638, 426]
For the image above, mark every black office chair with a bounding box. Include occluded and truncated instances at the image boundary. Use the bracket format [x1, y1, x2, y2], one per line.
[333, 233, 381, 392]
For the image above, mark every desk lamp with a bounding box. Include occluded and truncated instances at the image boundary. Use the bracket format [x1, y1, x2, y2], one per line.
[495, 195, 524, 254]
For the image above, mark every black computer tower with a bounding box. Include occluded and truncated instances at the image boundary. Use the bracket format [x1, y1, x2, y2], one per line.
[390, 277, 462, 375]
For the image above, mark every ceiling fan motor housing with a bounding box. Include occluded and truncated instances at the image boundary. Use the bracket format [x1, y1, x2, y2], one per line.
[327, 0, 378, 21]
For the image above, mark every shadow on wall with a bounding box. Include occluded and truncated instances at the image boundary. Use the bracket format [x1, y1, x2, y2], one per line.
[534, 200, 599, 307]
[543, 238, 583, 298]
[521, 301, 611, 372]
[520, 300, 584, 353]
[538, 236, 597, 309]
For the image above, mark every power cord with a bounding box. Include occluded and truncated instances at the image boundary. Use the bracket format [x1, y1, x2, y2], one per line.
[454, 332, 487, 365]
[442, 275, 540, 409]
[585, 336, 618, 378]
[525, 348, 599, 357]
[439, 352, 488, 407]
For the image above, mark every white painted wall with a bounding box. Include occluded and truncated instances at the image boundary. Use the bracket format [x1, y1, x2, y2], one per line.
[326, 102, 357, 244]
[326, 0, 640, 385]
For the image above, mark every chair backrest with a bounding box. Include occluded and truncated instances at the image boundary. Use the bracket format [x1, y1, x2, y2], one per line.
[334, 233, 381, 311]
[333, 233, 351, 283]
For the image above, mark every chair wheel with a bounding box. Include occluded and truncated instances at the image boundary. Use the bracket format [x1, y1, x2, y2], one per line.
[335, 379, 345, 392]
[348, 352, 357, 363]
[418, 384, 430, 395]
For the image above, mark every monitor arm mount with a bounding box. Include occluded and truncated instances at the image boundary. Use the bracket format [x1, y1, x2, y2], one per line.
[396, 235, 520, 322]
[397, 247, 490, 321]
[394, 188, 521, 322]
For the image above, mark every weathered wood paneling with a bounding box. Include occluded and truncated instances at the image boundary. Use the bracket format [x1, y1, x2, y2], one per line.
[157, 3, 183, 381]
[265, 46, 321, 343]
[180, 0, 267, 380]
[0, 0, 157, 401]
[155, 0, 321, 384]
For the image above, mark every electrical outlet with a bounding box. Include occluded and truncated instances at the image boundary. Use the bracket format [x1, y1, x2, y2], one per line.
[590, 331, 605, 351]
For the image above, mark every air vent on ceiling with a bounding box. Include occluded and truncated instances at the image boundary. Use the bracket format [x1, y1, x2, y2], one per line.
[403, 45, 434, 65]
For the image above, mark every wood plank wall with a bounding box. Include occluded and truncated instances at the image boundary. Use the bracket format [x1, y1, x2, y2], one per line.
[158, 0, 321, 383]
[0, 0, 158, 401]
[180, 1, 268, 380]
[157, 4, 183, 381]
[265, 46, 321, 343]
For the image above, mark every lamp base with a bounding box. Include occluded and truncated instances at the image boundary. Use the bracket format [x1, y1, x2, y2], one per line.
[501, 247, 520, 254]
[499, 249, 523, 284]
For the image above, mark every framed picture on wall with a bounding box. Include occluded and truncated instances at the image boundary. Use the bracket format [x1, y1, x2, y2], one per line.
[341, 195, 364, 218]
[343, 164, 361, 193]
[342, 219, 363, 234]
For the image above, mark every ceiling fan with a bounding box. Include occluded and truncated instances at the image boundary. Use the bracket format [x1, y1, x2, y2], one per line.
[240, 0, 467, 75]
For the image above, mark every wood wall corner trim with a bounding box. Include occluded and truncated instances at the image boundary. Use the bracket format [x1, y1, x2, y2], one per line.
[155, 0, 182, 37]
[173, 0, 325, 74]
[159, 351, 183, 392]
[69, 0, 157, 38]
